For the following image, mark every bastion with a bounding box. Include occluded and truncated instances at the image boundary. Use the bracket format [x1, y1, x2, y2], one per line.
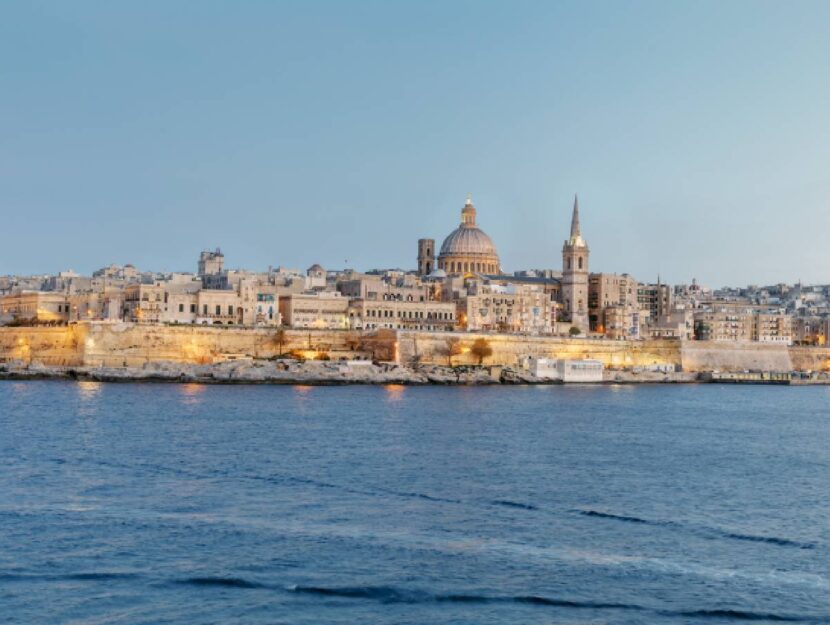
[2, 323, 830, 374]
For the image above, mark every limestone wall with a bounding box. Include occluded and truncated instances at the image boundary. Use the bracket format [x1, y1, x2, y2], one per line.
[789, 346, 830, 372]
[0, 326, 86, 366]
[3, 323, 830, 373]
[0, 323, 365, 367]
[397, 331, 681, 368]
[680, 341, 792, 372]
[81, 324, 370, 366]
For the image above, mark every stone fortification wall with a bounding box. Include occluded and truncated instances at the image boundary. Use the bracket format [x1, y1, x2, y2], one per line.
[0, 326, 86, 366]
[397, 331, 681, 368]
[789, 346, 830, 372]
[2, 324, 830, 373]
[680, 341, 792, 372]
[80, 324, 368, 366]
[0, 323, 363, 367]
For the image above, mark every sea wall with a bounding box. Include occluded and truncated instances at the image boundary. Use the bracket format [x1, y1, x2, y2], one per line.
[396, 331, 681, 368]
[0, 323, 365, 367]
[789, 346, 830, 372]
[679, 341, 793, 373]
[1, 323, 829, 372]
[0, 325, 86, 366]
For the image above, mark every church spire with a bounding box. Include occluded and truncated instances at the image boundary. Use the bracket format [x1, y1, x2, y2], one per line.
[570, 194, 581, 239]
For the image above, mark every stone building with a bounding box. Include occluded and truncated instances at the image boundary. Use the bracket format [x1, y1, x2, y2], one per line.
[694, 310, 753, 342]
[638, 281, 673, 326]
[588, 272, 637, 335]
[348, 298, 455, 331]
[643, 309, 693, 340]
[752, 313, 792, 344]
[339, 274, 454, 331]
[0, 291, 69, 324]
[197, 248, 225, 278]
[561, 195, 589, 330]
[793, 316, 827, 345]
[122, 284, 166, 323]
[461, 282, 555, 335]
[279, 292, 349, 329]
[693, 310, 792, 344]
[423, 196, 501, 276]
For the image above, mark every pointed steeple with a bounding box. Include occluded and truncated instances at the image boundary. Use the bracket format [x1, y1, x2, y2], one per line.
[570, 194, 581, 239]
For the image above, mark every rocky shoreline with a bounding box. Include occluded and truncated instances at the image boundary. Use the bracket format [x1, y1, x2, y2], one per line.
[0, 358, 709, 385]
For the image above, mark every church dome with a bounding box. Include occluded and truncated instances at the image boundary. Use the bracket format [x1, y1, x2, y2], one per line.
[439, 226, 498, 257]
[437, 196, 501, 275]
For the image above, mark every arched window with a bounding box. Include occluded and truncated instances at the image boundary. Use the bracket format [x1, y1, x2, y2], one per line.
[578, 257, 583, 270]
[567, 259, 571, 270]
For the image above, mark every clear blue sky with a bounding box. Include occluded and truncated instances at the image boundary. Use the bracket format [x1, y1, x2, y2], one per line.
[2, 1, 829, 287]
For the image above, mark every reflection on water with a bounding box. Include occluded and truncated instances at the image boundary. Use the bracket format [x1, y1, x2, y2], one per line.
[75, 381, 103, 416]
[76, 381, 103, 400]
[293, 385, 313, 398]
[384, 384, 406, 402]
[178, 383, 207, 406]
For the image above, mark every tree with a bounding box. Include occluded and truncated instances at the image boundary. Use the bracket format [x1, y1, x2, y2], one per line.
[438, 337, 463, 367]
[470, 337, 493, 365]
[272, 327, 287, 357]
[568, 326, 582, 337]
[344, 331, 362, 352]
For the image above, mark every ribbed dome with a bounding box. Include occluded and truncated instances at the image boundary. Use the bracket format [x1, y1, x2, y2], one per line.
[436, 196, 501, 275]
[439, 227, 498, 257]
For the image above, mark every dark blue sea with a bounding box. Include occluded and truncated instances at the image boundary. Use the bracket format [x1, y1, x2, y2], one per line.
[0, 381, 828, 624]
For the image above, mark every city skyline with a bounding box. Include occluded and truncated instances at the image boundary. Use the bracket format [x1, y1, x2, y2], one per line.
[2, 1, 830, 285]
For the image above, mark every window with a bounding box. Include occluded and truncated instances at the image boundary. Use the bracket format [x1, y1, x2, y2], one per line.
[178, 304, 184, 313]
[215, 305, 221, 315]
[578, 257, 583, 270]
[190, 304, 196, 313]
[203, 304, 208, 314]
[228, 305, 233, 315]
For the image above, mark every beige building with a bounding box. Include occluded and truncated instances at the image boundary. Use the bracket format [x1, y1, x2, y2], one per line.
[588, 272, 638, 336]
[694, 310, 753, 342]
[752, 313, 792, 344]
[194, 290, 243, 324]
[349, 298, 455, 331]
[638, 281, 672, 324]
[197, 248, 225, 277]
[461, 283, 555, 334]
[122, 284, 164, 323]
[644, 309, 693, 340]
[66, 290, 123, 322]
[0, 291, 69, 324]
[694, 310, 792, 344]
[279, 292, 349, 329]
[338, 274, 454, 331]
[793, 316, 827, 346]
[601, 304, 642, 340]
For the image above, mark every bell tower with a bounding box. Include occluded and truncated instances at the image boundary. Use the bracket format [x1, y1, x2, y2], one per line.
[418, 238, 435, 275]
[562, 194, 589, 330]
